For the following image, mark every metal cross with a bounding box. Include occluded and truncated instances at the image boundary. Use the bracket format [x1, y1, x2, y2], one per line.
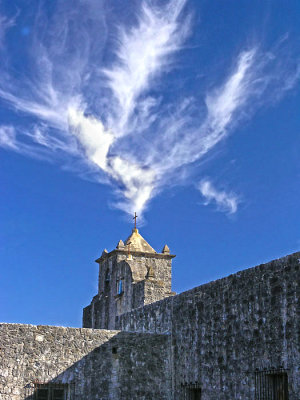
[133, 212, 138, 229]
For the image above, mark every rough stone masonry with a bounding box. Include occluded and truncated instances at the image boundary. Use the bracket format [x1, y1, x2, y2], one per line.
[0, 227, 299, 399]
[0, 324, 171, 400]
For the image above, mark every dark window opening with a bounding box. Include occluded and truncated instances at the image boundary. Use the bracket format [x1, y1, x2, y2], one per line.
[104, 269, 110, 292]
[52, 389, 65, 400]
[105, 269, 110, 282]
[255, 368, 289, 400]
[36, 389, 48, 400]
[181, 383, 201, 400]
[34, 383, 69, 400]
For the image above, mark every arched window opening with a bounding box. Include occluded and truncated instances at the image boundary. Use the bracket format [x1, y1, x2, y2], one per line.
[104, 269, 110, 291]
[105, 269, 110, 282]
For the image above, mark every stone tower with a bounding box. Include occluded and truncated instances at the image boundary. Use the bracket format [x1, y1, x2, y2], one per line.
[83, 228, 175, 330]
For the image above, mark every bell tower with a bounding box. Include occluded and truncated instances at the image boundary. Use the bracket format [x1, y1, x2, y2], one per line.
[83, 225, 175, 330]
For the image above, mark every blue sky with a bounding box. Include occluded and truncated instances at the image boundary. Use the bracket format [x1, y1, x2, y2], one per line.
[0, 0, 299, 327]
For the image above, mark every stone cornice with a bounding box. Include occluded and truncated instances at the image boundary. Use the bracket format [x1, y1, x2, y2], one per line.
[95, 249, 175, 263]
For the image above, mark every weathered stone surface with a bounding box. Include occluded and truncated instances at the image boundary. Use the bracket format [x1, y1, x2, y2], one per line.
[0, 324, 171, 400]
[117, 252, 300, 399]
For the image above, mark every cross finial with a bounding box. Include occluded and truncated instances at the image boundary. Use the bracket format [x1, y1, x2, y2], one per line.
[133, 212, 138, 229]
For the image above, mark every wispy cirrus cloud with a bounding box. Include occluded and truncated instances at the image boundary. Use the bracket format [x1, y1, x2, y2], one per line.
[198, 179, 239, 214]
[103, 0, 191, 136]
[0, 125, 17, 149]
[0, 12, 16, 48]
[0, 0, 191, 214]
[0, 0, 299, 217]
[155, 49, 258, 173]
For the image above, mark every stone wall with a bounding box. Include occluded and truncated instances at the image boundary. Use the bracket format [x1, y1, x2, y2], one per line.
[117, 252, 300, 399]
[117, 293, 172, 334]
[0, 323, 171, 400]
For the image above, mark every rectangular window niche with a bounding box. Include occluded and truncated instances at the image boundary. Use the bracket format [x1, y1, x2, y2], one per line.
[255, 368, 289, 400]
[25, 382, 75, 400]
[180, 382, 202, 400]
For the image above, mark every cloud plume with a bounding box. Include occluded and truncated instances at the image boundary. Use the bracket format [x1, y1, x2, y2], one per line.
[0, 0, 299, 216]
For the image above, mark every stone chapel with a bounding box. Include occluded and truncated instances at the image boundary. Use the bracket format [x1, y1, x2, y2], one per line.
[1, 225, 300, 399]
[83, 227, 175, 330]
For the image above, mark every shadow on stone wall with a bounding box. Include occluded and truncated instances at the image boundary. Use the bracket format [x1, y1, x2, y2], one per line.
[20, 330, 171, 400]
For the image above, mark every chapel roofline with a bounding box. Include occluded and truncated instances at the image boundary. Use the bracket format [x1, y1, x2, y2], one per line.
[95, 224, 175, 263]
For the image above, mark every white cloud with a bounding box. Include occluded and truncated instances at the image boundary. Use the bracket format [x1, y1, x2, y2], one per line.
[103, 0, 190, 136]
[205, 50, 256, 136]
[107, 156, 156, 215]
[68, 107, 114, 170]
[0, 125, 17, 149]
[68, 108, 156, 214]
[0, 0, 190, 215]
[0, 125, 60, 161]
[155, 49, 258, 173]
[198, 179, 239, 214]
[0, 0, 299, 217]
